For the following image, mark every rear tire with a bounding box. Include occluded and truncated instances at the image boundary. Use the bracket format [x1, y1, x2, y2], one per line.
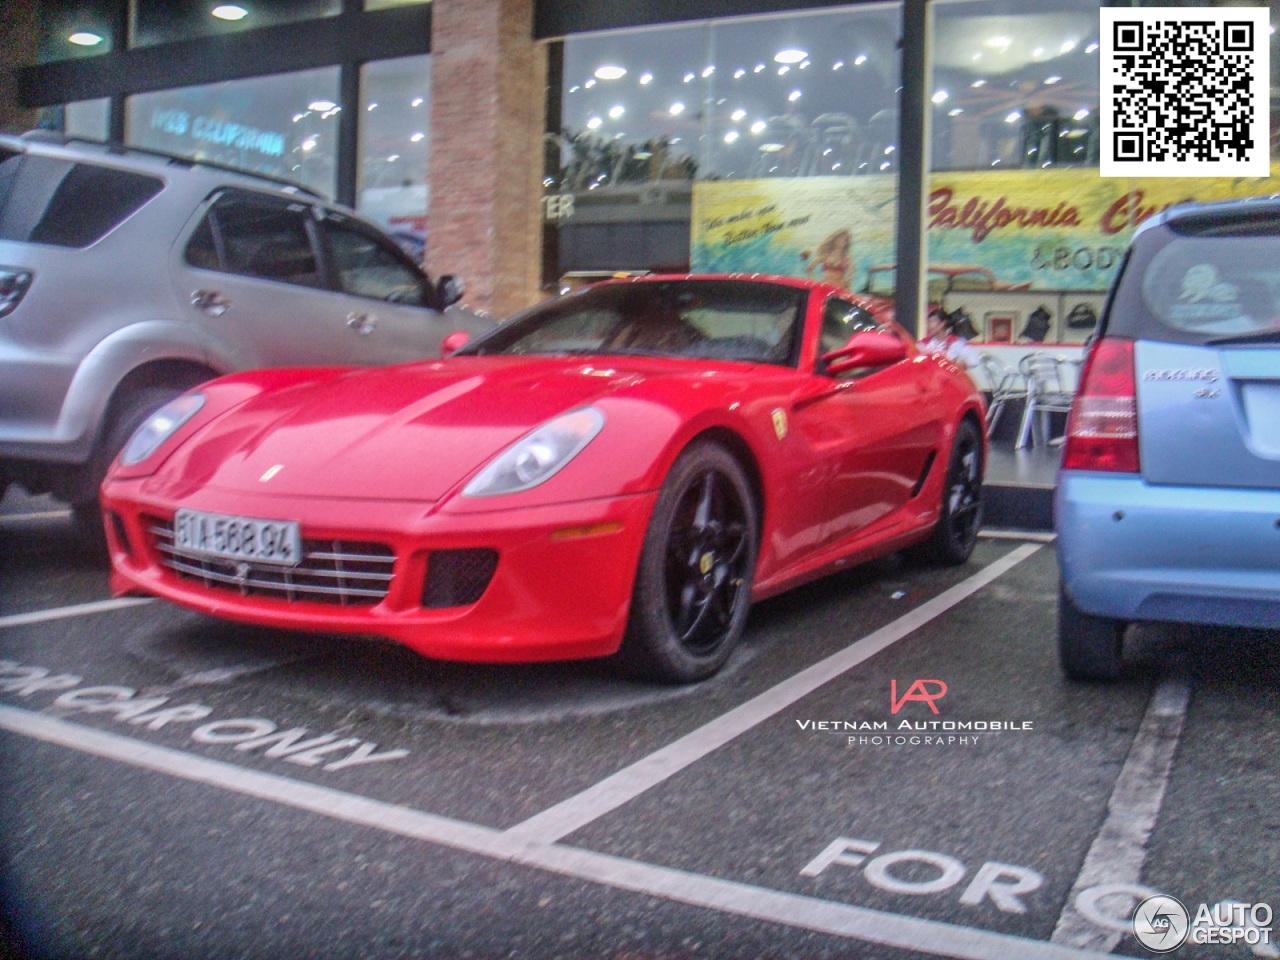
[911, 418, 983, 565]
[1058, 582, 1126, 681]
[619, 442, 758, 684]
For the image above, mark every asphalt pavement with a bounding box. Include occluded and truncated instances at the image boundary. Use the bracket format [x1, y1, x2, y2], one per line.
[1, 488, 1277, 960]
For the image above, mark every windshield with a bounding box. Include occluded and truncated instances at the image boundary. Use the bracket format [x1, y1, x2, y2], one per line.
[464, 278, 806, 366]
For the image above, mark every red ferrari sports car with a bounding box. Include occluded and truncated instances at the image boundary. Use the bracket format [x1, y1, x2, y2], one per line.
[102, 275, 986, 682]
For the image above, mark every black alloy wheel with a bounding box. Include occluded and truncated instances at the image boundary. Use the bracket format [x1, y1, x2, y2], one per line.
[914, 417, 983, 565]
[621, 442, 758, 683]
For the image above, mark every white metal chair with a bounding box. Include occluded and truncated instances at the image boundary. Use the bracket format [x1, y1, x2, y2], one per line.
[1016, 353, 1076, 449]
[976, 353, 1028, 439]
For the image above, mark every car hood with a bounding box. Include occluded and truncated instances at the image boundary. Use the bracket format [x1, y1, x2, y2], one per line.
[163, 357, 679, 501]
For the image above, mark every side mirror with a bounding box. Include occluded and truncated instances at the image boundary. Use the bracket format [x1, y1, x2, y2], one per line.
[440, 330, 471, 357]
[820, 331, 908, 376]
[437, 275, 464, 309]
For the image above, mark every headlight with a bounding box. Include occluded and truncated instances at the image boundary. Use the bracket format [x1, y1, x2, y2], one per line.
[120, 393, 206, 466]
[463, 406, 605, 497]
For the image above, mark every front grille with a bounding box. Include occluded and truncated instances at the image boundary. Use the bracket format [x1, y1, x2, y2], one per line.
[422, 548, 498, 608]
[148, 517, 395, 607]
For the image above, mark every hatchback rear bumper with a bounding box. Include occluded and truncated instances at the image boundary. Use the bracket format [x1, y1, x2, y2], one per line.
[1055, 472, 1280, 628]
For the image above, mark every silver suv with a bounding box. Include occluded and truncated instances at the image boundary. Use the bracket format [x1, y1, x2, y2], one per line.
[0, 131, 488, 541]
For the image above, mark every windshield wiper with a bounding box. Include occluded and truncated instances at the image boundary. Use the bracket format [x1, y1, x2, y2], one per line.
[1207, 329, 1280, 346]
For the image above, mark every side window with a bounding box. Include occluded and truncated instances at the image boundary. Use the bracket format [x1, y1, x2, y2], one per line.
[324, 217, 426, 304]
[0, 154, 162, 248]
[186, 191, 321, 288]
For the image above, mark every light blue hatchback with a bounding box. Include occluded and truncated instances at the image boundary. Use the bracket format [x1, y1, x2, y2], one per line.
[1055, 197, 1280, 680]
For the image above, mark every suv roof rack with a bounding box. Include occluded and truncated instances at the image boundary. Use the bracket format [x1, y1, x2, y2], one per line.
[19, 129, 325, 199]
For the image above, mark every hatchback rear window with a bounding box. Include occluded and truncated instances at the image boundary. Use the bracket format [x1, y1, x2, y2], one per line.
[0, 152, 163, 248]
[1138, 233, 1280, 342]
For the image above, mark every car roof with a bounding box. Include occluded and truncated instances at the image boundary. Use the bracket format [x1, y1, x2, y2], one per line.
[2, 130, 324, 200]
[1134, 194, 1280, 239]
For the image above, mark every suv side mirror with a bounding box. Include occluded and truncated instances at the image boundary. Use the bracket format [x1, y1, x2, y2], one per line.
[437, 275, 464, 309]
[820, 331, 908, 376]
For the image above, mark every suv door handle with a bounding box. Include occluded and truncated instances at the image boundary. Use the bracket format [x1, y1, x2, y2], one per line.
[191, 289, 230, 317]
[347, 313, 377, 335]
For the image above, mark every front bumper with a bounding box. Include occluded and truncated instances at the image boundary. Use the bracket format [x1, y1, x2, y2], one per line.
[1055, 471, 1280, 629]
[102, 478, 657, 663]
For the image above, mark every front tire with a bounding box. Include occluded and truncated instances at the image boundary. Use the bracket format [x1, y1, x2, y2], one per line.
[620, 442, 758, 683]
[1058, 582, 1126, 681]
[72, 385, 189, 556]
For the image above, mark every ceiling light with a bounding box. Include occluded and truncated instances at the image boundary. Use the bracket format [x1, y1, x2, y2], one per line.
[777, 66, 790, 76]
[584, 79, 596, 88]
[366, 102, 377, 111]
[932, 90, 949, 104]
[774, 48, 807, 65]
[723, 131, 740, 144]
[948, 108, 964, 117]
[412, 97, 424, 107]
[669, 102, 685, 116]
[410, 132, 425, 142]
[1044, 76, 1062, 85]
[211, 5, 248, 20]
[750, 120, 767, 134]
[855, 55, 867, 66]
[308, 99, 337, 112]
[733, 68, 746, 79]
[68, 32, 104, 46]
[788, 90, 802, 102]
[608, 105, 625, 119]
[730, 109, 746, 122]
[754, 63, 766, 74]
[586, 117, 602, 129]
[702, 66, 715, 78]
[683, 72, 696, 83]
[639, 73, 653, 85]
[593, 65, 626, 80]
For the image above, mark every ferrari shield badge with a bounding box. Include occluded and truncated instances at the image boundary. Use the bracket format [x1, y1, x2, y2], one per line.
[771, 408, 788, 441]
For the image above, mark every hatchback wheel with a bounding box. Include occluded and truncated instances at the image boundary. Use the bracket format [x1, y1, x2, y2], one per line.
[1058, 582, 1126, 681]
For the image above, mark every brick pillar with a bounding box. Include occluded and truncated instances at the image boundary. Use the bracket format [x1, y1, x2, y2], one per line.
[427, 0, 547, 319]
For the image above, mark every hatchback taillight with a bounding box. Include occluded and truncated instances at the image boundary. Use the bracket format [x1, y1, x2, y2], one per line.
[0, 267, 32, 319]
[1061, 337, 1139, 473]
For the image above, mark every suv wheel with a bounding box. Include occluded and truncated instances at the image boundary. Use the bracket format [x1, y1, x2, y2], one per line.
[73, 386, 190, 554]
[1058, 582, 1126, 681]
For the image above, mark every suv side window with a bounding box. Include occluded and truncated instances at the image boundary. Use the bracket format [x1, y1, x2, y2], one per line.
[0, 153, 162, 248]
[323, 214, 427, 305]
[186, 190, 321, 288]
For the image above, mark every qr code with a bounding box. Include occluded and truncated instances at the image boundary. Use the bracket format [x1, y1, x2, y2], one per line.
[1100, 8, 1270, 177]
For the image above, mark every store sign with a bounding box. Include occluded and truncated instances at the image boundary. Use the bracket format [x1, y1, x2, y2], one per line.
[691, 166, 1280, 296]
[149, 108, 286, 158]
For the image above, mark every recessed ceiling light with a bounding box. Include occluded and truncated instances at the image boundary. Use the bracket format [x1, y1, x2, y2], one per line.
[68, 32, 104, 46]
[774, 48, 807, 65]
[639, 73, 653, 85]
[308, 100, 337, 112]
[669, 102, 685, 116]
[212, 5, 248, 20]
[593, 65, 626, 81]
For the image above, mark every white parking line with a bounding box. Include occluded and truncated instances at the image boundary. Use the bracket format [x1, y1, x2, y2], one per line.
[500, 543, 1043, 848]
[0, 597, 154, 629]
[1050, 677, 1191, 951]
[0, 509, 72, 525]
[0, 704, 1113, 960]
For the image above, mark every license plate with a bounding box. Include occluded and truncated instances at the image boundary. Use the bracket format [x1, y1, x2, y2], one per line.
[173, 509, 302, 567]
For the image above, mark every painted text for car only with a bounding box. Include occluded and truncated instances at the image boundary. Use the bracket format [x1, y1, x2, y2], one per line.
[0, 659, 408, 773]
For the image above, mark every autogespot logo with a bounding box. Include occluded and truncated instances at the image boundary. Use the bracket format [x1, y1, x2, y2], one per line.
[1133, 895, 1190, 953]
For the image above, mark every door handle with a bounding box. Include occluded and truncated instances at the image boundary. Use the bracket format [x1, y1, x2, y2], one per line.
[191, 289, 230, 317]
[347, 313, 377, 335]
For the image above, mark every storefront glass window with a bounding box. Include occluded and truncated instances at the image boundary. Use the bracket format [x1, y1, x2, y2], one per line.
[125, 68, 341, 199]
[364, 0, 431, 9]
[33, 99, 111, 139]
[36, 0, 117, 64]
[554, 6, 901, 287]
[358, 55, 432, 261]
[131, 0, 341, 48]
